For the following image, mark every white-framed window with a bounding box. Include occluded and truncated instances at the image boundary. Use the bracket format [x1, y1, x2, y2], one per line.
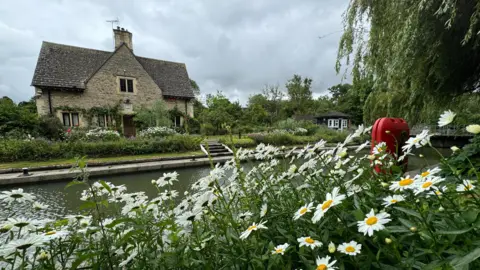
[328, 119, 333, 127]
[334, 119, 339, 128]
[62, 112, 80, 127]
[174, 116, 182, 127]
[342, 119, 348, 128]
[118, 77, 135, 93]
[98, 114, 112, 127]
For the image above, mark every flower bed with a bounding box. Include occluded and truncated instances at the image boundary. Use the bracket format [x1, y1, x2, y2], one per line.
[137, 126, 177, 138]
[0, 112, 479, 269]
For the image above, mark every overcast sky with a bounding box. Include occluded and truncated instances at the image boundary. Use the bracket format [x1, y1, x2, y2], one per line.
[0, 0, 349, 104]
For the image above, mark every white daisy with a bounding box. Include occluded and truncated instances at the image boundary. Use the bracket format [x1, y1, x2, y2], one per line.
[372, 142, 387, 155]
[414, 176, 444, 195]
[466, 124, 480, 134]
[238, 211, 253, 220]
[312, 187, 346, 223]
[297, 236, 322, 249]
[0, 235, 45, 257]
[456, 180, 476, 192]
[33, 202, 49, 210]
[389, 176, 416, 191]
[357, 209, 391, 236]
[315, 255, 338, 270]
[271, 243, 289, 255]
[438, 110, 456, 127]
[42, 230, 70, 241]
[0, 188, 35, 204]
[156, 172, 179, 187]
[260, 203, 268, 218]
[338, 240, 362, 256]
[402, 130, 431, 153]
[293, 202, 314, 220]
[7, 217, 36, 231]
[239, 221, 267, 240]
[427, 186, 447, 197]
[355, 140, 370, 153]
[417, 167, 441, 179]
[382, 195, 405, 207]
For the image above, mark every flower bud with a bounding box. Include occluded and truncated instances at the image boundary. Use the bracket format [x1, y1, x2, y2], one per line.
[380, 182, 389, 187]
[385, 238, 392, 244]
[36, 250, 51, 261]
[451, 146, 459, 152]
[367, 155, 375, 160]
[151, 179, 156, 185]
[0, 223, 13, 233]
[410, 226, 417, 232]
[438, 206, 444, 212]
[385, 130, 391, 134]
[338, 151, 347, 158]
[328, 242, 336, 253]
[419, 154, 424, 158]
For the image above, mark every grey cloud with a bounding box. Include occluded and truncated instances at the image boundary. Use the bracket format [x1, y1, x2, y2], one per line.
[0, 0, 349, 104]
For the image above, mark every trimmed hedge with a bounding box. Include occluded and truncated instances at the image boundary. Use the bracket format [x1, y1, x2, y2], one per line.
[0, 135, 203, 162]
[219, 137, 256, 148]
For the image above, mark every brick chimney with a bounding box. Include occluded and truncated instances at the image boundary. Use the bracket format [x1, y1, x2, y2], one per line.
[113, 26, 133, 51]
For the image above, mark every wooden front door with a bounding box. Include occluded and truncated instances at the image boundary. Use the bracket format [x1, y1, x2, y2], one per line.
[123, 115, 136, 137]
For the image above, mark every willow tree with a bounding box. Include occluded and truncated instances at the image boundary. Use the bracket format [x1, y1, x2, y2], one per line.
[337, 0, 480, 124]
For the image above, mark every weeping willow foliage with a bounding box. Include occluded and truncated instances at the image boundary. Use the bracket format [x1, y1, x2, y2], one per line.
[337, 0, 480, 124]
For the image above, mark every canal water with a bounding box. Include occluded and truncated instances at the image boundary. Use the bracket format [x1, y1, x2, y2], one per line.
[0, 148, 448, 220]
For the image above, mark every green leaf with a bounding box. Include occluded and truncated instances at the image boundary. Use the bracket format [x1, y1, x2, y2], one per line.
[70, 252, 95, 269]
[451, 247, 480, 269]
[436, 227, 472, 235]
[79, 201, 97, 210]
[352, 208, 364, 221]
[398, 218, 415, 229]
[394, 206, 422, 219]
[65, 180, 85, 189]
[104, 217, 136, 229]
[462, 210, 479, 224]
[386, 226, 409, 233]
[98, 180, 112, 194]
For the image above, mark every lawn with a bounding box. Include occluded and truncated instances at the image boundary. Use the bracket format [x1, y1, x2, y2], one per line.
[0, 151, 204, 170]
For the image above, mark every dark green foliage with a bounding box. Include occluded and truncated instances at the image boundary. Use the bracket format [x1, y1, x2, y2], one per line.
[37, 115, 64, 140]
[441, 135, 480, 178]
[0, 96, 39, 136]
[0, 135, 202, 162]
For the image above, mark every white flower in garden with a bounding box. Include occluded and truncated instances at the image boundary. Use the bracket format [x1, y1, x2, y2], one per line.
[338, 240, 362, 256]
[315, 255, 338, 270]
[294, 202, 314, 220]
[353, 124, 372, 137]
[357, 209, 391, 236]
[451, 146, 460, 152]
[414, 176, 444, 195]
[32, 201, 48, 210]
[355, 140, 370, 153]
[0, 188, 35, 204]
[456, 180, 476, 192]
[119, 247, 139, 267]
[7, 217, 36, 231]
[260, 203, 268, 218]
[312, 139, 327, 151]
[238, 211, 253, 220]
[156, 172, 179, 187]
[239, 221, 267, 240]
[417, 167, 441, 178]
[42, 230, 70, 241]
[438, 110, 456, 127]
[372, 142, 387, 155]
[312, 187, 346, 223]
[297, 236, 322, 249]
[427, 186, 447, 197]
[466, 124, 480, 134]
[299, 158, 317, 173]
[0, 235, 45, 257]
[382, 195, 405, 207]
[402, 130, 431, 153]
[389, 176, 416, 191]
[328, 242, 336, 253]
[36, 250, 51, 261]
[345, 183, 364, 197]
[271, 243, 289, 255]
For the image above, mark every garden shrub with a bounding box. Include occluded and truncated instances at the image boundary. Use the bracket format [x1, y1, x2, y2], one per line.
[219, 137, 256, 148]
[1, 111, 479, 269]
[37, 115, 64, 141]
[137, 126, 177, 138]
[85, 128, 121, 142]
[0, 135, 202, 162]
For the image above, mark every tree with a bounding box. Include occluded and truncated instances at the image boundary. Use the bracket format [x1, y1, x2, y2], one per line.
[337, 1, 480, 124]
[285, 75, 313, 116]
[190, 79, 200, 98]
[0, 96, 39, 135]
[199, 92, 241, 134]
[262, 84, 285, 125]
[134, 100, 171, 129]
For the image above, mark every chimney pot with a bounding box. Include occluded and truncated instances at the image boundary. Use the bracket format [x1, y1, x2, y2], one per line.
[113, 27, 133, 51]
[117, 26, 120, 30]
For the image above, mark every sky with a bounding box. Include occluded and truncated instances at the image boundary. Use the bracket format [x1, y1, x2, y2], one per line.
[0, 0, 350, 105]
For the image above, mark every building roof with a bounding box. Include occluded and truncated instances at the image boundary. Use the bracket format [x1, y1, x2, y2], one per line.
[31, 41, 195, 98]
[316, 111, 351, 118]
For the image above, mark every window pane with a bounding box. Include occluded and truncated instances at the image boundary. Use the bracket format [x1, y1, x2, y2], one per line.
[175, 116, 181, 127]
[127, 79, 134, 93]
[62, 113, 70, 127]
[98, 115, 105, 127]
[72, 113, 79, 126]
[120, 79, 126, 92]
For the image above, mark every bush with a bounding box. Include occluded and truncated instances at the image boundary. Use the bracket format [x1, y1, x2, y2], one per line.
[275, 118, 318, 135]
[2, 111, 480, 269]
[219, 137, 256, 148]
[0, 135, 202, 162]
[37, 115, 64, 141]
[85, 128, 121, 142]
[138, 126, 177, 138]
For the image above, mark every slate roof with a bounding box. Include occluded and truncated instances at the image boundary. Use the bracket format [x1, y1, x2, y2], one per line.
[316, 111, 351, 118]
[31, 41, 194, 98]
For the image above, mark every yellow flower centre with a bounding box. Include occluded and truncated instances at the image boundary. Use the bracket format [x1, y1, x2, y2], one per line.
[45, 231, 56, 235]
[345, 246, 356, 253]
[421, 171, 430, 177]
[422, 182, 432, 189]
[322, 200, 333, 211]
[247, 225, 257, 231]
[366, 216, 378, 225]
[390, 199, 397, 203]
[317, 264, 327, 270]
[435, 190, 442, 195]
[377, 147, 383, 152]
[299, 207, 308, 215]
[305, 237, 315, 244]
[465, 184, 473, 191]
[399, 178, 413, 186]
[275, 248, 283, 254]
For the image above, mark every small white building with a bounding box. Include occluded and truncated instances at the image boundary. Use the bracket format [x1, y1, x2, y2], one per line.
[316, 111, 351, 131]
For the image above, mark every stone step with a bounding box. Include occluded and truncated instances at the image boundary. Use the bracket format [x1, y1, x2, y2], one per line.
[208, 148, 229, 153]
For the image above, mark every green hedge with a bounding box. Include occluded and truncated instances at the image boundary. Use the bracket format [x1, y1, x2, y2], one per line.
[0, 135, 202, 162]
[218, 137, 256, 148]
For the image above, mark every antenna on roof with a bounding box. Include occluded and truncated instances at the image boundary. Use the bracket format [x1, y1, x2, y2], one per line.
[106, 18, 120, 48]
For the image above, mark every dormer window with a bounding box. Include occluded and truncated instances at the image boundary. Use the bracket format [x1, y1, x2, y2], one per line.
[119, 77, 135, 93]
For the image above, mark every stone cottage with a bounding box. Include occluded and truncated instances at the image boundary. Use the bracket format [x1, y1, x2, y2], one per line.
[31, 27, 195, 137]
